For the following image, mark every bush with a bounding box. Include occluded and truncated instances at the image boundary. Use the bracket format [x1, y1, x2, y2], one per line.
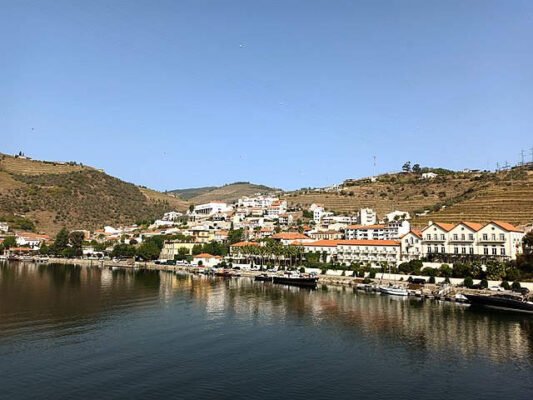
[362, 277, 372, 284]
[299, 267, 305, 273]
[369, 270, 376, 279]
[439, 264, 452, 278]
[480, 279, 488, 289]
[429, 276, 436, 284]
[500, 280, 511, 290]
[444, 277, 451, 284]
[463, 276, 474, 288]
[511, 281, 521, 291]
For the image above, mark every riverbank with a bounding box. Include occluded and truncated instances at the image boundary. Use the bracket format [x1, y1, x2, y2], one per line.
[8, 257, 531, 301]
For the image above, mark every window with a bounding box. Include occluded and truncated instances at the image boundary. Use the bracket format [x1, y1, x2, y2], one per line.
[483, 234, 488, 241]
[434, 246, 439, 253]
[454, 247, 459, 254]
[500, 248, 506, 255]
[461, 234, 465, 240]
[469, 234, 474, 240]
[433, 234, 438, 240]
[484, 247, 489, 255]
[453, 234, 458, 240]
[462, 247, 466, 254]
[469, 247, 474, 254]
[441, 234, 445, 240]
[499, 234, 505, 241]
[441, 246, 445, 253]
[491, 234, 496, 241]
[492, 247, 497, 255]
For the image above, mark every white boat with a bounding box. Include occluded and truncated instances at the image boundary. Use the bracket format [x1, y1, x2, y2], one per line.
[379, 285, 409, 296]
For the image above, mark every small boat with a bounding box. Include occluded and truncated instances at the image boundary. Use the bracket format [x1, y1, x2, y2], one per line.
[465, 293, 533, 314]
[272, 272, 318, 288]
[379, 285, 409, 296]
[254, 274, 273, 282]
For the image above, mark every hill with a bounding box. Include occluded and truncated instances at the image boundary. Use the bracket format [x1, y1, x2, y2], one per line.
[170, 182, 276, 204]
[284, 167, 533, 227]
[0, 154, 188, 235]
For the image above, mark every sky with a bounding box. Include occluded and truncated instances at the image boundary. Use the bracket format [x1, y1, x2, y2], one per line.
[1, 0, 532, 191]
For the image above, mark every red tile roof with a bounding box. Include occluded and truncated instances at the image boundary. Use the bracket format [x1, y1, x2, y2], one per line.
[194, 253, 222, 259]
[272, 232, 309, 240]
[461, 222, 483, 232]
[490, 221, 523, 232]
[230, 241, 259, 247]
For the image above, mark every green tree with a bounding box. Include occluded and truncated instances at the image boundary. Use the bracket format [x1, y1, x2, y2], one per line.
[463, 276, 474, 288]
[511, 281, 521, 292]
[69, 231, 85, 256]
[137, 241, 161, 261]
[39, 243, 49, 255]
[228, 229, 244, 245]
[53, 228, 70, 254]
[402, 161, 411, 172]
[2, 236, 16, 249]
[111, 244, 136, 258]
[412, 163, 421, 174]
[439, 264, 452, 277]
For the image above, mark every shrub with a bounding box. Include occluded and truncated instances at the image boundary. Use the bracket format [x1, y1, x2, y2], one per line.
[480, 279, 488, 289]
[369, 270, 376, 279]
[511, 281, 521, 291]
[299, 267, 306, 273]
[429, 276, 436, 284]
[444, 277, 451, 284]
[463, 277, 474, 288]
[500, 280, 511, 290]
[362, 277, 372, 284]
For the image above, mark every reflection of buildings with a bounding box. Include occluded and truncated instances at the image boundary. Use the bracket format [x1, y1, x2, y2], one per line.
[1, 262, 531, 363]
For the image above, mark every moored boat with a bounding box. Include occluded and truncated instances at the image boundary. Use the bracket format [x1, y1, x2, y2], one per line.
[465, 293, 533, 314]
[254, 273, 273, 282]
[273, 272, 318, 288]
[379, 285, 409, 296]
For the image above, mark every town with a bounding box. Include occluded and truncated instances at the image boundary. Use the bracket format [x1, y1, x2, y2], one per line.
[1, 189, 531, 289]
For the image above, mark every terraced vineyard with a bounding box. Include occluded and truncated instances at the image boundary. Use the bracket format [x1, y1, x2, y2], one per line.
[414, 171, 533, 226]
[285, 168, 533, 227]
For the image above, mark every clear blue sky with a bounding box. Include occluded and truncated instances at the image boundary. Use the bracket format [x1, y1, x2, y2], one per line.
[2, 0, 532, 191]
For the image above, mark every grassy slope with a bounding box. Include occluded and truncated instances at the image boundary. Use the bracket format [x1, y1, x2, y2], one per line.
[174, 182, 276, 204]
[0, 154, 188, 235]
[284, 168, 533, 227]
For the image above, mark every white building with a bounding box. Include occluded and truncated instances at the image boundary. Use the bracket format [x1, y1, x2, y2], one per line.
[357, 208, 377, 226]
[192, 202, 233, 217]
[400, 230, 423, 261]
[421, 172, 438, 180]
[421, 221, 524, 260]
[162, 211, 183, 221]
[15, 232, 50, 250]
[345, 220, 410, 241]
[192, 253, 222, 267]
[297, 239, 401, 266]
[237, 195, 278, 209]
[0, 222, 8, 233]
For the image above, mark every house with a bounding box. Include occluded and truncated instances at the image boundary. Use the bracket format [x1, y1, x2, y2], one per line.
[345, 221, 410, 240]
[421, 172, 438, 180]
[193, 253, 222, 267]
[400, 230, 423, 261]
[0, 222, 9, 233]
[159, 241, 195, 260]
[162, 211, 183, 221]
[15, 232, 50, 250]
[191, 202, 233, 217]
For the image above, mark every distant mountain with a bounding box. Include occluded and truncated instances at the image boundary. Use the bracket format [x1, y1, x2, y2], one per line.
[169, 182, 277, 204]
[0, 153, 188, 235]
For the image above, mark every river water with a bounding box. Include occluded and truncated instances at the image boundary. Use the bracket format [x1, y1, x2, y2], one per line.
[1, 262, 532, 399]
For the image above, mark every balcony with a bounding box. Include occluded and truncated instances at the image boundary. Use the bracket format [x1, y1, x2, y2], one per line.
[478, 237, 506, 243]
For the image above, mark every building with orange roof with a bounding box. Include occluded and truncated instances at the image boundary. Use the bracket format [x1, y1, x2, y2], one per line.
[421, 220, 524, 261]
[192, 253, 222, 267]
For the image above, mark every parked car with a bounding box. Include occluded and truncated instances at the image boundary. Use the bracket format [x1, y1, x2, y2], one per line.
[513, 287, 530, 295]
[411, 278, 426, 285]
[489, 286, 505, 292]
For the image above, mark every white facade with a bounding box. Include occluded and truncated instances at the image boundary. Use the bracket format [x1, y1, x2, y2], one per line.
[421, 221, 524, 260]
[162, 211, 183, 221]
[192, 202, 233, 217]
[345, 220, 410, 241]
[357, 208, 377, 226]
[0, 222, 8, 233]
[400, 231, 423, 261]
[421, 172, 438, 179]
[237, 195, 278, 209]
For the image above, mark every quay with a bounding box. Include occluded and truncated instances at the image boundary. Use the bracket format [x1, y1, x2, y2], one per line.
[5, 257, 533, 304]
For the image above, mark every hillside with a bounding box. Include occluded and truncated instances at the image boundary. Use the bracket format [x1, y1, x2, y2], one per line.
[0, 154, 188, 235]
[284, 167, 533, 227]
[170, 182, 276, 204]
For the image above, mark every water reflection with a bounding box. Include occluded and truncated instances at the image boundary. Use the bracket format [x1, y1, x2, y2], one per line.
[1, 261, 532, 364]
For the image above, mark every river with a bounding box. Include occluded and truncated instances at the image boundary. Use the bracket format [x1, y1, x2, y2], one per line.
[0, 262, 532, 399]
